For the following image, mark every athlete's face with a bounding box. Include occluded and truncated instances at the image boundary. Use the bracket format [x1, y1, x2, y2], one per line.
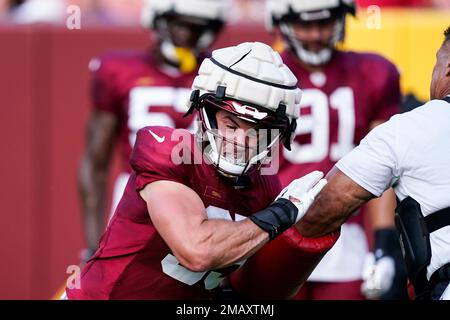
[289, 17, 337, 54]
[215, 110, 259, 164]
[167, 16, 209, 48]
[430, 40, 450, 100]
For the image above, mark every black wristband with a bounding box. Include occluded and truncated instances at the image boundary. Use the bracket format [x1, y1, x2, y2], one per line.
[249, 198, 299, 240]
[374, 228, 401, 259]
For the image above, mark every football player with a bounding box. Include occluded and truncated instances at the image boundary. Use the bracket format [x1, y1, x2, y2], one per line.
[78, 0, 229, 261]
[266, 0, 408, 299]
[66, 42, 339, 300]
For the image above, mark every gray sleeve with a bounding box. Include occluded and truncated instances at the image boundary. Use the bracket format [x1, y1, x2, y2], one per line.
[335, 117, 400, 197]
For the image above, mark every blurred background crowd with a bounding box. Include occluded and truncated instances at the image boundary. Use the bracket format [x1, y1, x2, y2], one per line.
[0, 0, 449, 26]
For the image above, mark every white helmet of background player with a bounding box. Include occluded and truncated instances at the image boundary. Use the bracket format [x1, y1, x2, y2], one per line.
[141, 0, 229, 73]
[185, 42, 302, 177]
[266, 0, 356, 66]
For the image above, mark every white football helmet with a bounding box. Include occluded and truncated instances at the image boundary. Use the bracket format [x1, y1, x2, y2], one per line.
[185, 42, 302, 177]
[266, 0, 356, 66]
[141, 0, 229, 72]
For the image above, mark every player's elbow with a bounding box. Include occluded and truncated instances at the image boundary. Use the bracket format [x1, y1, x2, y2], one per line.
[174, 245, 214, 272]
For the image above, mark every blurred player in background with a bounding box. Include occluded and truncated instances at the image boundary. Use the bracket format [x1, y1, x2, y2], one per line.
[78, 0, 229, 262]
[266, 0, 408, 300]
[67, 42, 338, 300]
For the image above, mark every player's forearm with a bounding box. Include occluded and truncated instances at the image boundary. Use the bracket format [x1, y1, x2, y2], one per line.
[79, 111, 118, 250]
[183, 197, 302, 271]
[366, 188, 396, 230]
[79, 156, 108, 250]
[296, 169, 372, 237]
[191, 218, 269, 271]
[295, 191, 357, 237]
[143, 181, 291, 272]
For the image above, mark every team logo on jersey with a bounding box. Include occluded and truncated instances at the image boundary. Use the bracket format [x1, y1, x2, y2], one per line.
[204, 186, 224, 202]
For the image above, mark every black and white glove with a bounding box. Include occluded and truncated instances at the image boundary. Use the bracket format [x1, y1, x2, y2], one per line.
[250, 171, 327, 240]
[276, 170, 327, 222]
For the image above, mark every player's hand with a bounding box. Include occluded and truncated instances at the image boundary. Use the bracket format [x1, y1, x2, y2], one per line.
[361, 251, 395, 299]
[276, 170, 327, 223]
[361, 228, 407, 300]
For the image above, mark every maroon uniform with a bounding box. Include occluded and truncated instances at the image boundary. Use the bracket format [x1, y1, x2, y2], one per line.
[91, 51, 198, 173]
[279, 50, 400, 185]
[67, 126, 281, 299]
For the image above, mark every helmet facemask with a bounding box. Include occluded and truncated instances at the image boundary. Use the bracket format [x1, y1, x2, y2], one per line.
[185, 42, 302, 177]
[154, 13, 224, 73]
[279, 14, 345, 66]
[267, 0, 356, 66]
[194, 93, 290, 177]
[141, 0, 228, 73]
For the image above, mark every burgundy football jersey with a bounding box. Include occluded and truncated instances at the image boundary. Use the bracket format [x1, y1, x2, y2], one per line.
[66, 126, 281, 299]
[279, 50, 400, 226]
[279, 50, 400, 184]
[90, 50, 199, 173]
